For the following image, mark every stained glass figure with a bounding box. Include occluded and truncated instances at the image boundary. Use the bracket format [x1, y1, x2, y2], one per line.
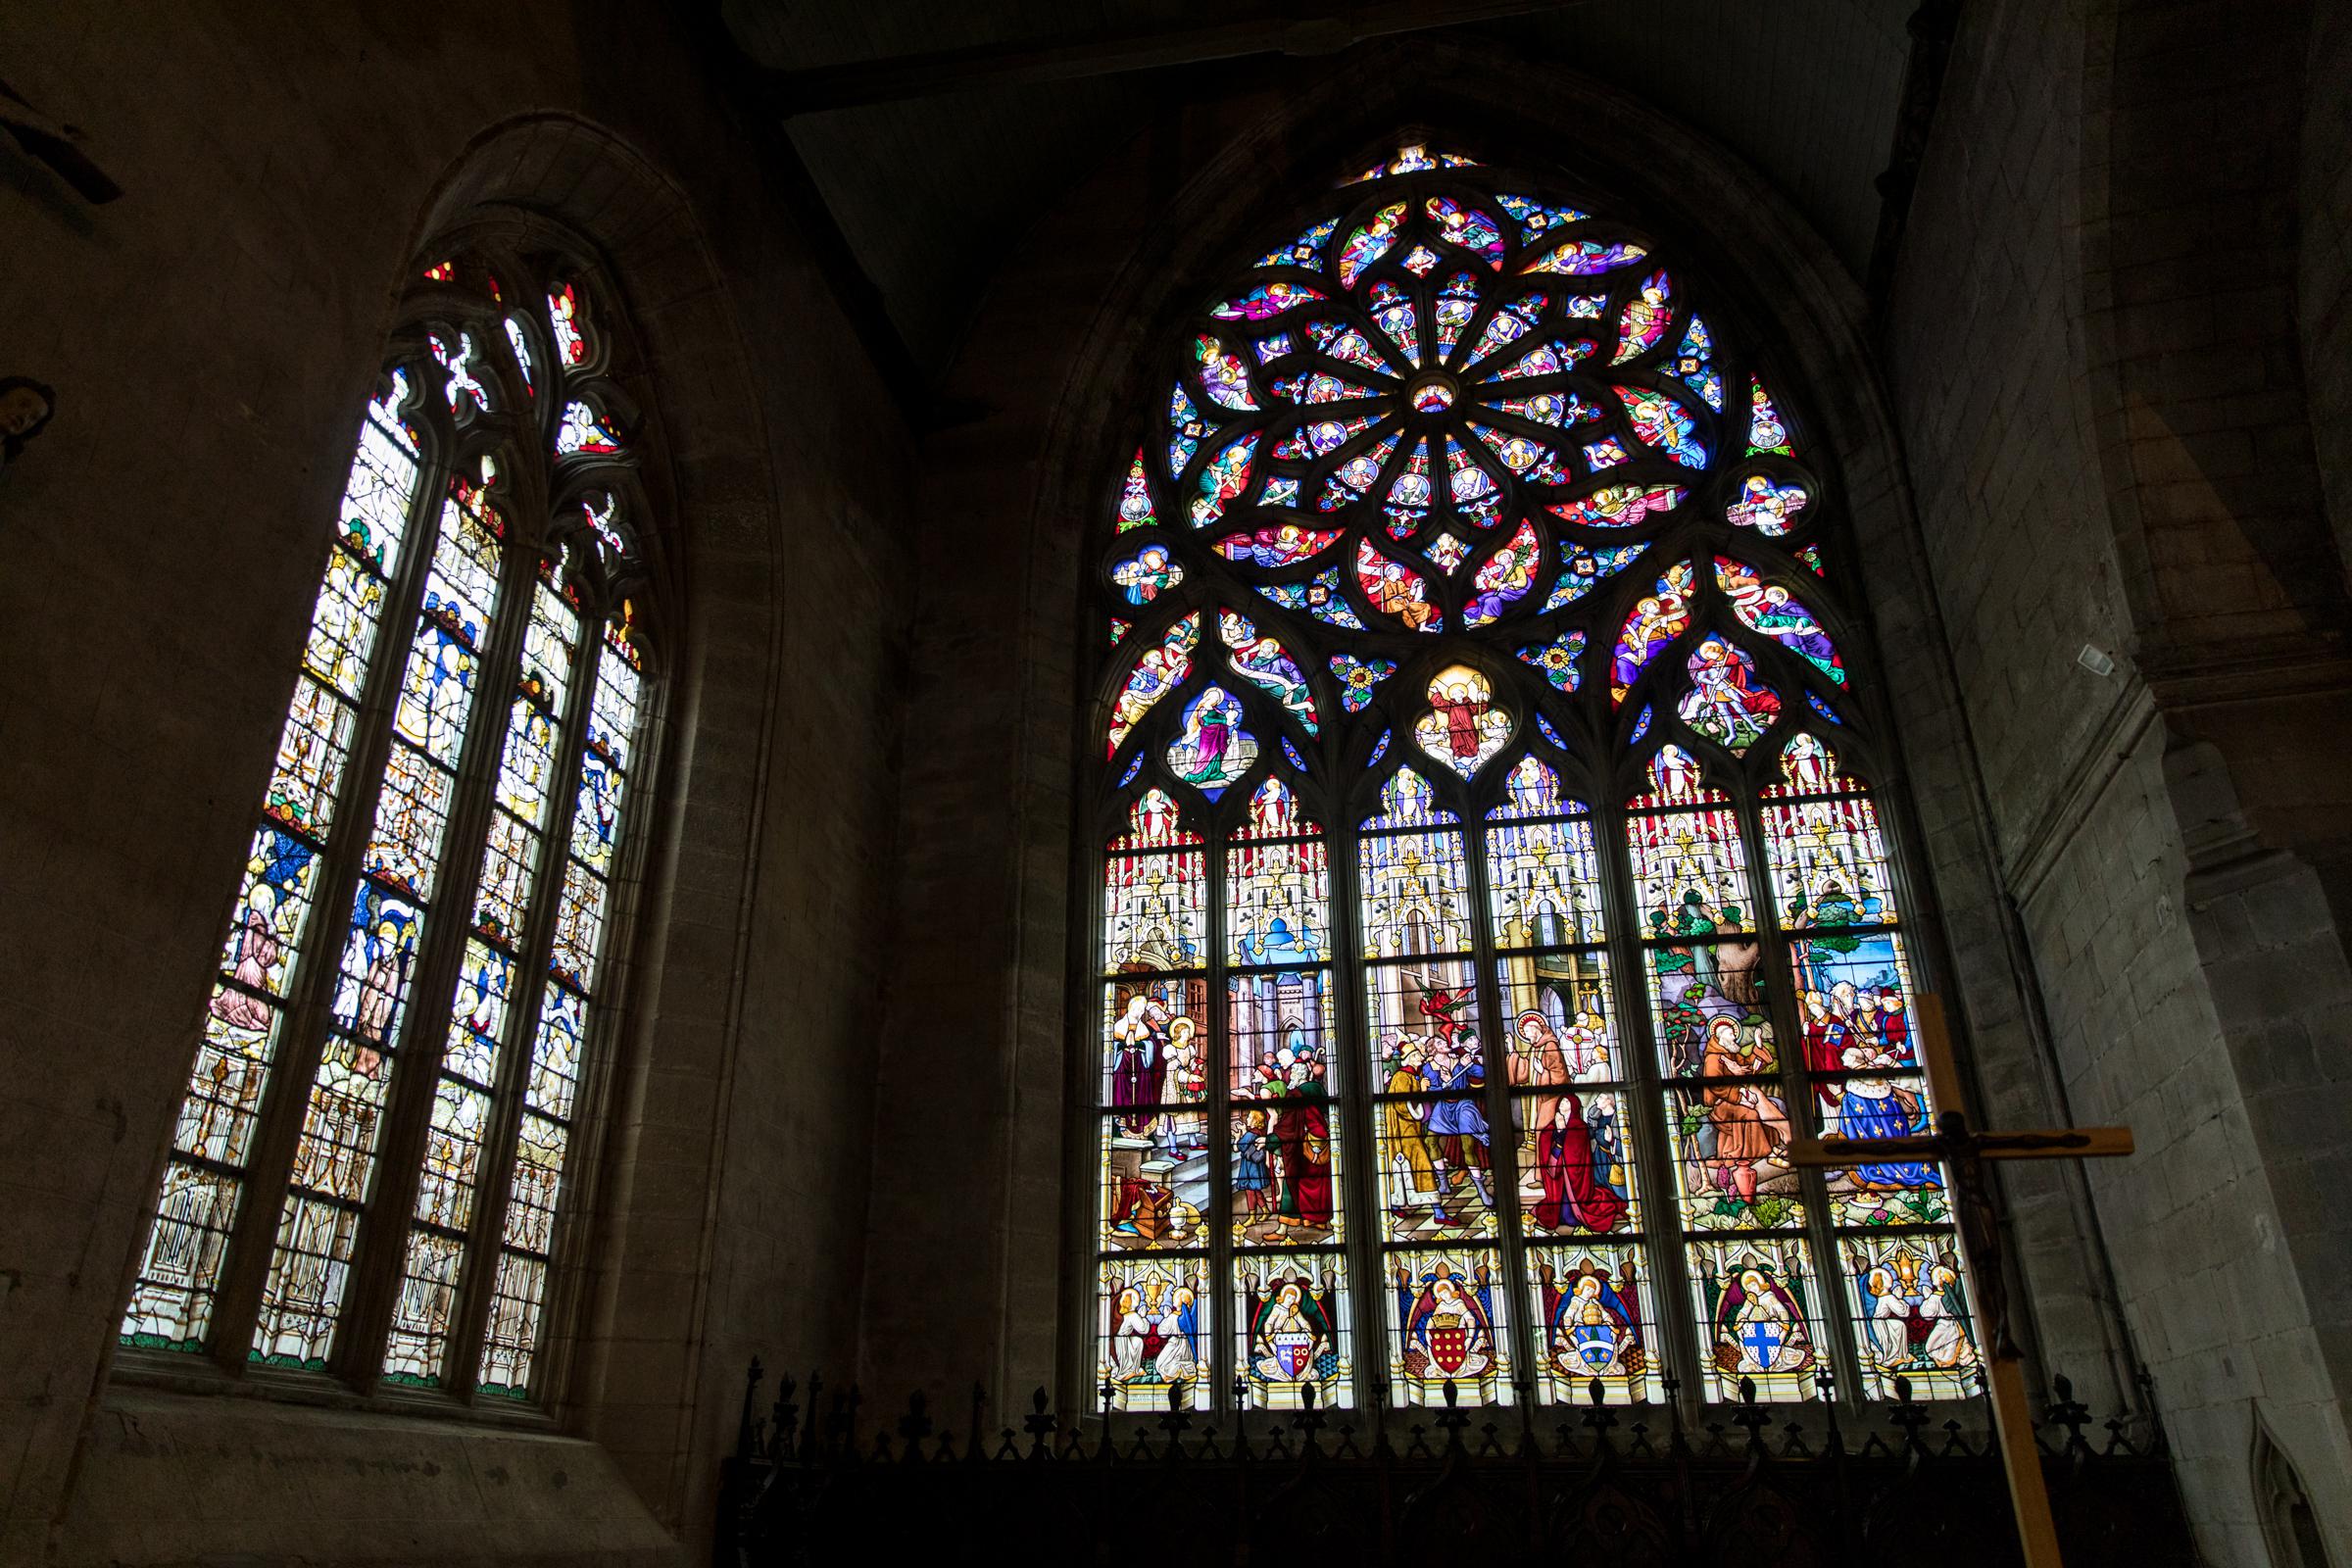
[1432, 272, 1482, 358]
[1679, 633, 1782, 754]
[1549, 483, 1686, 529]
[1195, 334, 1259, 410]
[1115, 449, 1157, 531]
[1355, 539, 1439, 632]
[1842, 1237, 1979, 1398]
[1427, 196, 1504, 266]
[1609, 562, 1695, 703]
[1085, 151, 1963, 1410]
[1214, 281, 1326, 321]
[1388, 1250, 1508, 1404]
[1690, 1239, 1821, 1401]
[1524, 237, 1648, 276]
[128, 261, 653, 1398]
[1412, 664, 1511, 778]
[1238, 1258, 1351, 1408]
[1100, 1259, 1213, 1410]
[1615, 384, 1707, 467]
[1460, 525, 1541, 627]
[1530, 1247, 1650, 1401]
[1165, 686, 1260, 798]
[1726, 471, 1811, 534]
[1190, 432, 1257, 527]
[1219, 521, 1343, 566]
[1103, 790, 1205, 973]
[1611, 270, 1673, 363]
[1103, 976, 1211, 1108]
[1219, 610, 1319, 734]
[1106, 613, 1200, 756]
[1716, 557, 1846, 683]
[1368, 281, 1422, 366]
[1746, 378, 1795, 455]
[1338, 202, 1408, 288]
[1112, 544, 1182, 605]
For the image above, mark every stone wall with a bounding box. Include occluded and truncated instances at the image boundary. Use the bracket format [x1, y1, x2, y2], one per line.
[1885, 0, 2352, 1560]
[0, 6, 912, 1563]
[861, 35, 2129, 1458]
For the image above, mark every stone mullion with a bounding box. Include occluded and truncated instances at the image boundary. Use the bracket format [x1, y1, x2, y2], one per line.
[443, 594, 603, 1401]
[1461, 801, 1540, 1405]
[207, 409, 452, 1375]
[1740, 793, 1867, 1411]
[330, 529, 544, 1389]
[1203, 825, 1234, 1416]
[1601, 798, 1708, 1428]
[1327, 815, 1385, 1415]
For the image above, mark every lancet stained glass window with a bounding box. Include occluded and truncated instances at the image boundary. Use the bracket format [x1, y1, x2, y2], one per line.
[1087, 142, 1981, 1414]
[122, 244, 658, 1403]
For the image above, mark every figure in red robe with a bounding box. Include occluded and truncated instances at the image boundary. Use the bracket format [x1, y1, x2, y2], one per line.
[1533, 1090, 1628, 1232]
[1272, 1075, 1336, 1232]
[1430, 680, 1489, 759]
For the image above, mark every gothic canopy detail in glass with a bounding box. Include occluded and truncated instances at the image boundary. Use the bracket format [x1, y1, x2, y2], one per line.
[122, 245, 654, 1404]
[1089, 141, 1978, 1416]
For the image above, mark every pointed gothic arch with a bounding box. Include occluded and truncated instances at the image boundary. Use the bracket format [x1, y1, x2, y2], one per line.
[1080, 134, 1981, 1414]
[118, 218, 672, 1404]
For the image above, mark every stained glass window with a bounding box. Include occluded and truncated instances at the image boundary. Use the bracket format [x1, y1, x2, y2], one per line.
[1087, 144, 1979, 1414]
[122, 246, 658, 1404]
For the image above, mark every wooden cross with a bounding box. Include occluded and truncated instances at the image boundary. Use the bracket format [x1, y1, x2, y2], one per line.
[1786, 994, 2132, 1568]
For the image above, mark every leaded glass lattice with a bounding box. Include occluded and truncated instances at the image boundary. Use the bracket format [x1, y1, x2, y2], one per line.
[122, 245, 660, 1406]
[1085, 141, 1979, 1415]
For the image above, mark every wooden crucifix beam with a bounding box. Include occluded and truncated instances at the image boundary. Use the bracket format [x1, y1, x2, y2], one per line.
[1787, 994, 2134, 1568]
[758, 1, 1592, 116]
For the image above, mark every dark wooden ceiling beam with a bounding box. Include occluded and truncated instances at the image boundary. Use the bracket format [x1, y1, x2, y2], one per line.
[760, 1, 1589, 115]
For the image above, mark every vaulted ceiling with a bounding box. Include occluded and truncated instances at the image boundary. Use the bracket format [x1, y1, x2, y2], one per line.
[722, 1, 1919, 376]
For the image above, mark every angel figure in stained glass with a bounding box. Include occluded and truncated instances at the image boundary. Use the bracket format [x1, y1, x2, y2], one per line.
[1854, 1246, 1977, 1376]
[1249, 1270, 1340, 1383]
[1712, 1263, 1814, 1377]
[1921, 1261, 1978, 1370]
[1397, 1260, 1496, 1381]
[1542, 1263, 1643, 1380]
[1619, 279, 1669, 357]
[1109, 1272, 1200, 1393]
